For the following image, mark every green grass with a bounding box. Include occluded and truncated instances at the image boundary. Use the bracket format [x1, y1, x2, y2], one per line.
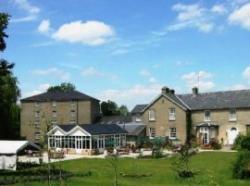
[12, 152, 250, 186]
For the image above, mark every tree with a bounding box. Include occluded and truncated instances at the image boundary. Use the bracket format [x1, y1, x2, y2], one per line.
[101, 100, 119, 116]
[47, 82, 75, 92]
[0, 13, 20, 139]
[118, 105, 128, 116]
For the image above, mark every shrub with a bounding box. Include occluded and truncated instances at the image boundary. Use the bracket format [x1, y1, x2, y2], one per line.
[241, 136, 250, 150]
[233, 151, 250, 179]
[152, 147, 164, 159]
[210, 139, 222, 150]
[232, 134, 246, 150]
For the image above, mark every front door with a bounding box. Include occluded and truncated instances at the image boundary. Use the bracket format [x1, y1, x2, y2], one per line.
[75, 138, 82, 154]
[228, 127, 238, 145]
[200, 127, 209, 144]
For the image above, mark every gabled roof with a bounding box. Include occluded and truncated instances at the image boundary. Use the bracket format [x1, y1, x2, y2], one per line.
[141, 93, 189, 113]
[97, 115, 132, 125]
[178, 89, 250, 110]
[21, 90, 99, 102]
[117, 123, 146, 136]
[54, 124, 127, 135]
[131, 104, 148, 114]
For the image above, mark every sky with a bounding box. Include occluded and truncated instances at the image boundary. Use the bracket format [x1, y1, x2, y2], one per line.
[1, 0, 250, 109]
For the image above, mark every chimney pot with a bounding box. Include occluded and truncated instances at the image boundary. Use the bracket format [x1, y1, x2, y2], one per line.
[192, 87, 199, 96]
[161, 86, 170, 94]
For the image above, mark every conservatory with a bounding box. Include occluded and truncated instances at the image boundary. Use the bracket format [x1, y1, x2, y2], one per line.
[47, 124, 127, 155]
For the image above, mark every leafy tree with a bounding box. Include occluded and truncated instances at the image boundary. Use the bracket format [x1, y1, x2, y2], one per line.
[118, 105, 128, 116]
[0, 13, 20, 139]
[47, 82, 75, 92]
[101, 100, 119, 116]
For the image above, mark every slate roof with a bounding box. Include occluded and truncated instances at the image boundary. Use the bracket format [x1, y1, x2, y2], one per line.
[21, 90, 99, 102]
[97, 115, 132, 125]
[56, 124, 127, 135]
[131, 104, 148, 114]
[117, 123, 146, 136]
[178, 89, 250, 110]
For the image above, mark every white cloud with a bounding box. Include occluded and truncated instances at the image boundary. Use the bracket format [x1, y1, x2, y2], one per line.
[12, 0, 40, 23]
[243, 66, 250, 80]
[172, 3, 204, 22]
[14, 0, 40, 14]
[32, 68, 70, 80]
[38, 19, 51, 34]
[169, 3, 214, 33]
[140, 69, 151, 77]
[228, 3, 250, 30]
[52, 20, 115, 46]
[176, 61, 192, 66]
[22, 83, 50, 98]
[81, 67, 118, 80]
[182, 71, 215, 91]
[211, 4, 228, 14]
[96, 83, 163, 109]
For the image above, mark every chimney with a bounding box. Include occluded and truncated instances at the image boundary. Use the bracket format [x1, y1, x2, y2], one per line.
[192, 87, 199, 96]
[170, 89, 175, 95]
[161, 86, 170, 94]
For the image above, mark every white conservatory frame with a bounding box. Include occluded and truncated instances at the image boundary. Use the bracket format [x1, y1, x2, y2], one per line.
[47, 126, 127, 154]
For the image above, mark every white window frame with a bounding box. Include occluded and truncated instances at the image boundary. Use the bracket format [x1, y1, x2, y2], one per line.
[169, 128, 177, 139]
[52, 101, 57, 107]
[148, 110, 156, 121]
[204, 110, 211, 121]
[149, 127, 156, 138]
[135, 116, 142, 122]
[35, 111, 40, 119]
[35, 132, 41, 140]
[229, 109, 237, 121]
[169, 108, 176, 121]
[52, 111, 57, 118]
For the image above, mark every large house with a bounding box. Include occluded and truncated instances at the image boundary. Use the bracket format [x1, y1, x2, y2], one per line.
[20, 90, 101, 143]
[131, 87, 250, 145]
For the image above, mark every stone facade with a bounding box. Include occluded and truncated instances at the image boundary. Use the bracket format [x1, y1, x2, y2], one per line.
[192, 109, 250, 144]
[141, 96, 187, 143]
[21, 100, 100, 143]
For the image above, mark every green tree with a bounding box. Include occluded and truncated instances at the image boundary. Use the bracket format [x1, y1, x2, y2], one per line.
[47, 82, 75, 92]
[118, 105, 128, 116]
[101, 100, 119, 116]
[0, 13, 20, 139]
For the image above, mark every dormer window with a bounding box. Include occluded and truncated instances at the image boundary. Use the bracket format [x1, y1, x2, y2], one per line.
[204, 110, 211, 121]
[169, 108, 176, 121]
[148, 110, 156, 121]
[229, 109, 237, 121]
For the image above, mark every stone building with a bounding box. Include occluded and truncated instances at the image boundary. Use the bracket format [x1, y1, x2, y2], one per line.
[132, 87, 250, 145]
[20, 90, 101, 144]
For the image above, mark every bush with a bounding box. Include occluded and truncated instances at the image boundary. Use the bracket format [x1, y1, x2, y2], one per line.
[210, 139, 222, 150]
[241, 136, 250, 150]
[233, 151, 250, 179]
[232, 134, 246, 150]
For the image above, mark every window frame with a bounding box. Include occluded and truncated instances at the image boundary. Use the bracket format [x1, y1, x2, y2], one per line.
[169, 127, 177, 139]
[229, 109, 237, 121]
[149, 127, 156, 138]
[204, 110, 211, 121]
[148, 110, 156, 121]
[169, 108, 176, 121]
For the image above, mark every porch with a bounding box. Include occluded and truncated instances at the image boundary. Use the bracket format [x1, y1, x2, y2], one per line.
[195, 122, 219, 145]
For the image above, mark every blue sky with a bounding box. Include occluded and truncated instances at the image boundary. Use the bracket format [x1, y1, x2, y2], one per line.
[1, 0, 250, 109]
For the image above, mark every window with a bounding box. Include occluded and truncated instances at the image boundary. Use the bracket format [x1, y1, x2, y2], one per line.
[35, 132, 41, 140]
[148, 110, 156, 121]
[149, 127, 156, 138]
[204, 110, 211, 121]
[135, 116, 142, 122]
[52, 111, 57, 118]
[71, 110, 76, 118]
[169, 128, 177, 139]
[71, 102, 76, 110]
[34, 102, 40, 108]
[35, 111, 40, 120]
[229, 109, 237, 121]
[169, 108, 176, 121]
[52, 101, 57, 107]
[34, 121, 40, 128]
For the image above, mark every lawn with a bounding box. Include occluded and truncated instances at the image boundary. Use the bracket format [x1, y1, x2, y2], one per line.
[9, 152, 250, 186]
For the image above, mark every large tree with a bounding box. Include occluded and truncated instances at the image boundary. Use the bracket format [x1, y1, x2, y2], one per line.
[47, 82, 75, 92]
[0, 13, 20, 139]
[101, 100, 129, 116]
